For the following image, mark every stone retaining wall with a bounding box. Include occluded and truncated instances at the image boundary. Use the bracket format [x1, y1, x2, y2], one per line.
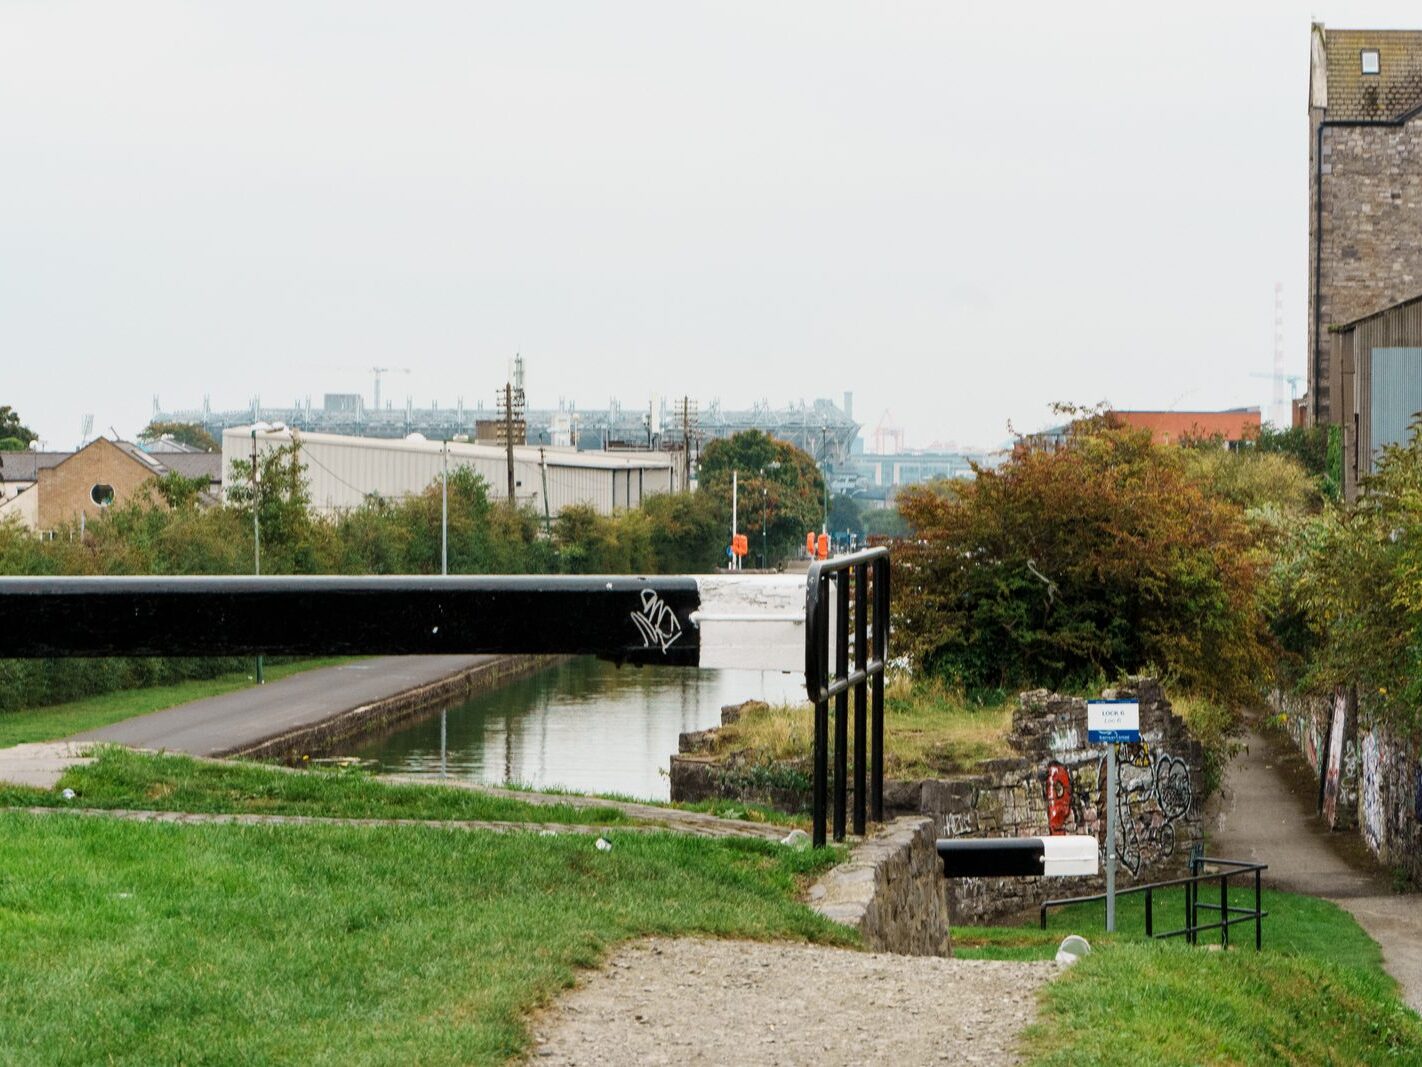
[1276, 687, 1422, 888]
[806, 816, 951, 956]
[674, 678, 1207, 924]
[906, 679, 1206, 922]
[231, 655, 566, 762]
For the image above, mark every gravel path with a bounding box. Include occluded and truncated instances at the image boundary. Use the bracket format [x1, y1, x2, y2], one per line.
[528, 938, 1053, 1066]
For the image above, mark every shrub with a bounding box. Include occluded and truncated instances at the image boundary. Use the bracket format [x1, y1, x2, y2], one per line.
[896, 417, 1270, 705]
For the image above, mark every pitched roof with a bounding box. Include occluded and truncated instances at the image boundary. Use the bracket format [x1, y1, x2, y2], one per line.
[0, 451, 69, 482]
[158, 453, 222, 482]
[1320, 27, 1422, 122]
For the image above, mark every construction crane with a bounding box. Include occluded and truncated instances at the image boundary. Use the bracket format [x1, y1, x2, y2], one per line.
[871, 410, 904, 455]
[1248, 372, 1304, 399]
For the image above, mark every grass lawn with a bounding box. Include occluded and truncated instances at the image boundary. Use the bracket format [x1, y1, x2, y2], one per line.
[0, 813, 848, 1065]
[958, 889, 1422, 1064]
[0, 748, 640, 827]
[0, 658, 356, 749]
[716, 677, 1014, 778]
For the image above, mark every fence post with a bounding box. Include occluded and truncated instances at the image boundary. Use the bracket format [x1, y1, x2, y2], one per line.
[1220, 872, 1230, 949]
[811, 573, 830, 849]
[833, 573, 850, 842]
[871, 555, 887, 823]
[1255, 867, 1263, 952]
[852, 562, 867, 836]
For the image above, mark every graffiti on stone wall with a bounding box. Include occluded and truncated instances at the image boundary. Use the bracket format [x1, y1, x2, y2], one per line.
[1111, 748, 1194, 877]
[1359, 731, 1384, 854]
[1045, 761, 1079, 834]
[1322, 689, 1349, 828]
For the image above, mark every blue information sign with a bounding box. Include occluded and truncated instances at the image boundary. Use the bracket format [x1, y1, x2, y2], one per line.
[1087, 699, 1140, 744]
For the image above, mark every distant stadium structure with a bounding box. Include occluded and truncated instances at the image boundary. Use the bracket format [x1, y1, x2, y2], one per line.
[157, 389, 861, 466]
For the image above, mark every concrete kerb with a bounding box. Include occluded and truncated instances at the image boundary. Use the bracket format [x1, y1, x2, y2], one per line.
[0, 742, 97, 789]
[224, 654, 565, 762]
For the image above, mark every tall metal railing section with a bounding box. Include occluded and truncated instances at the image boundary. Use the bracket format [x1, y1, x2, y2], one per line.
[805, 548, 889, 848]
[1040, 857, 1269, 950]
[0, 548, 891, 848]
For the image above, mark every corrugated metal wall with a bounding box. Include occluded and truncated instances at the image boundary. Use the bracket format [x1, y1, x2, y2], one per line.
[1333, 298, 1422, 496]
[222, 431, 676, 517]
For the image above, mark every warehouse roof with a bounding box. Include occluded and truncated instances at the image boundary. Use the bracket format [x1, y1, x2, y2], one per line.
[228, 427, 675, 470]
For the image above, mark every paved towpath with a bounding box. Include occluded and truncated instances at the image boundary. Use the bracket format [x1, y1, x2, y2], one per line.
[1211, 726, 1422, 1014]
[70, 655, 495, 757]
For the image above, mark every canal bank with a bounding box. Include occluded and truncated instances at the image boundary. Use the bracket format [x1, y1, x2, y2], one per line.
[349, 658, 807, 800]
[69, 655, 562, 761]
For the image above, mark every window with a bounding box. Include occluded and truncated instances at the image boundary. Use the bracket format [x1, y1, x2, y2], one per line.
[1362, 50, 1380, 75]
[90, 483, 115, 507]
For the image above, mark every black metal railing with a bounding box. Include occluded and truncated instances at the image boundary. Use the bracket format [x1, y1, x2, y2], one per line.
[804, 547, 890, 848]
[1040, 856, 1269, 950]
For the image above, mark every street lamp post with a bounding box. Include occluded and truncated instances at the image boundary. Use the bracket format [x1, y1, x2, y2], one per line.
[441, 439, 449, 576]
[758, 460, 779, 570]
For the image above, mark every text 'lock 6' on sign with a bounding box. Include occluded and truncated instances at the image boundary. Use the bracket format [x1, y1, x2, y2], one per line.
[1087, 699, 1140, 744]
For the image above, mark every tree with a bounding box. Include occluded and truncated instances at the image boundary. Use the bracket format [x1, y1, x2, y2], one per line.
[828, 493, 865, 538]
[0, 406, 37, 451]
[696, 431, 825, 564]
[863, 507, 909, 539]
[896, 419, 1270, 704]
[225, 438, 316, 571]
[139, 420, 219, 452]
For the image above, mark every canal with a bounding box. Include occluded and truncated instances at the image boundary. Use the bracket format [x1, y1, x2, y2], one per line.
[349, 657, 807, 801]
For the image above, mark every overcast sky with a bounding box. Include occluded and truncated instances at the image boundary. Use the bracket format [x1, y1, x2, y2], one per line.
[4, 2, 1419, 451]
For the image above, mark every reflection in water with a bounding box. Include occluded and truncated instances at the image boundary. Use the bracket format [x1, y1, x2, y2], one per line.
[350, 657, 807, 801]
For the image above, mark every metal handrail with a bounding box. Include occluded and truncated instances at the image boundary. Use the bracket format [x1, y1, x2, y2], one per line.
[1040, 857, 1269, 951]
[805, 547, 890, 847]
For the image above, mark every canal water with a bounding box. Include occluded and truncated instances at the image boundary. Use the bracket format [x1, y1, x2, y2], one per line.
[349, 657, 807, 801]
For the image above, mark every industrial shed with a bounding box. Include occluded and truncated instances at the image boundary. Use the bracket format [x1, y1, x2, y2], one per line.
[221, 428, 679, 517]
[1329, 293, 1422, 500]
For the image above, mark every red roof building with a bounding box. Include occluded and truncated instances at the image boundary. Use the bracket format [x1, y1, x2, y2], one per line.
[1110, 408, 1261, 446]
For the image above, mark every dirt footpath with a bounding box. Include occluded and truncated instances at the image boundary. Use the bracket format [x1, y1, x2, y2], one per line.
[528, 938, 1054, 1066]
[1211, 728, 1422, 1014]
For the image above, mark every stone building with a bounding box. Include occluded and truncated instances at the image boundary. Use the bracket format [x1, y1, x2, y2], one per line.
[1308, 23, 1422, 425]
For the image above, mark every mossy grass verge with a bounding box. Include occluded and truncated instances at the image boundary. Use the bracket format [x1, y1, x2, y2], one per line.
[958, 889, 1422, 1064]
[714, 676, 1015, 779]
[0, 812, 848, 1065]
[495, 779, 806, 828]
[0, 657, 357, 749]
[0, 747, 638, 826]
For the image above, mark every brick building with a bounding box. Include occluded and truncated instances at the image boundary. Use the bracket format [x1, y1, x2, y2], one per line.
[0, 438, 220, 534]
[1308, 23, 1422, 425]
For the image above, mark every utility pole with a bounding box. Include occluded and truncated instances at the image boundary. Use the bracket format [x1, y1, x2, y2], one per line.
[820, 425, 830, 535]
[250, 428, 263, 685]
[504, 382, 515, 504]
[441, 439, 448, 576]
[676, 395, 697, 492]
